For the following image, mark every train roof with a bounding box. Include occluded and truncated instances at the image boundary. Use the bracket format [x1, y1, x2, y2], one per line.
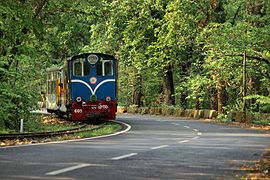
[68, 53, 116, 61]
[46, 66, 61, 72]
[46, 64, 66, 72]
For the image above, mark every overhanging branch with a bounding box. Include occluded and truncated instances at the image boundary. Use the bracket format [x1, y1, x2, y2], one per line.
[223, 53, 270, 66]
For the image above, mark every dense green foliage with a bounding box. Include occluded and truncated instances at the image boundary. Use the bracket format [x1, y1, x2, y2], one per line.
[1, 0, 269, 130]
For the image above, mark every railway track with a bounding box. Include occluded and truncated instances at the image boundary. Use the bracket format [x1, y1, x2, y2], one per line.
[0, 124, 104, 140]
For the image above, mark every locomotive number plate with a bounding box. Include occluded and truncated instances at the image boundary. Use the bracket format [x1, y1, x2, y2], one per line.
[98, 105, 109, 109]
[74, 109, 83, 113]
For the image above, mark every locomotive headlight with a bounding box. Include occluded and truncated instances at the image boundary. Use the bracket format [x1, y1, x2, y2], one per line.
[88, 54, 98, 64]
[76, 96, 82, 103]
[106, 96, 111, 102]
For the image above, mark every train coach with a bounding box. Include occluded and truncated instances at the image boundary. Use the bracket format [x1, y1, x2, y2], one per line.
[46, 53, 117, 121]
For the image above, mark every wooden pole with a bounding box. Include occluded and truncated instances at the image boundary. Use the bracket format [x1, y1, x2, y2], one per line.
[243, 51, 247, 112]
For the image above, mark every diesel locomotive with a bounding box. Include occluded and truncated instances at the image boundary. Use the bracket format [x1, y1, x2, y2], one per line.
[46, 53, 117, 121]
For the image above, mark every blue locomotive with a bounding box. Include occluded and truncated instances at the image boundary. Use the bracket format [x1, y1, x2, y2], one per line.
[46, 53, 117, 121]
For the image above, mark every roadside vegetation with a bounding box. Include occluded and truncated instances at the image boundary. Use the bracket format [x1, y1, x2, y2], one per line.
[243, 148, 270, 179]
[216, 113, 270, 126]
[45, 121, 123, 142]
[70, 122, 122, 139]
[0, 115, 122, 146]
[0, 115, 122, 136]
[0, 115, 81, 134]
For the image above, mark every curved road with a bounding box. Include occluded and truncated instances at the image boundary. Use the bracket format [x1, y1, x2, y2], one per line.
[0, 114, 269, 179]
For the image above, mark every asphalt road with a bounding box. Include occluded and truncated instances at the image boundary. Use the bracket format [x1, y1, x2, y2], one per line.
[0, 114, 269, 180]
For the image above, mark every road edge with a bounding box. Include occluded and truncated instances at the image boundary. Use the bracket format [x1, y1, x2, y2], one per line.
[0, 120, 131, 149]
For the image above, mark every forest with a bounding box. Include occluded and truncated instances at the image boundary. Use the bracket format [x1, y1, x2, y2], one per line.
[0, 0, 269, 130]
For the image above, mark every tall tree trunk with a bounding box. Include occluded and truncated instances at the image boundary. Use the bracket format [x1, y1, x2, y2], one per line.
[180, 92, 188, 109]
[195, 98, 201, 110]
[217, 80, 227, 114]
[217, 87, 223, 114]
[210, 88, 218, 110]
[133, 73, 142, 107]
[250, 76, 260, 111]
[179, 45, 193, 109]
[163, 64, 175, 105]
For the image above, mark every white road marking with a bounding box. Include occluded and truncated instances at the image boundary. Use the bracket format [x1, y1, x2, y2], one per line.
[184, 126, 190, 129]
[46, 164, 90, 175]
[112, 153, 138, 160]
[193, 129, 199, 132]
[151, 145, 169, 150]
[178, 140, 190, 143]
[171, 123, 179, 126]
[197, 132, 202, 135]
[192, 136, 199, 140]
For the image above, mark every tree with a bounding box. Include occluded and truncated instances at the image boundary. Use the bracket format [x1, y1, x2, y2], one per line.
[198, 0, 270, 113]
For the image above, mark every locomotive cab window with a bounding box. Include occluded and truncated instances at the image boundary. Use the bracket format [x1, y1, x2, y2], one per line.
[73, 58, 90, 76]
[96, 59, 113, 76]
[96, 61, 102, 76]
[104, 60, 113, 76]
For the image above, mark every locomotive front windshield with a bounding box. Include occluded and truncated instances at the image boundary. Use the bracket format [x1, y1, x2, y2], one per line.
[73, 58, 90, 76]
[96, 60, 113, 76]
[72, 56, 113, 77]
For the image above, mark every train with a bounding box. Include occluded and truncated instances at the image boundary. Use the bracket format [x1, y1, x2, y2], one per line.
[46, 53, 117, 121]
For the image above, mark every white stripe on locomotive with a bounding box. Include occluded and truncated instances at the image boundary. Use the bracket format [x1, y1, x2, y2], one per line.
[71, 79, 115, 95]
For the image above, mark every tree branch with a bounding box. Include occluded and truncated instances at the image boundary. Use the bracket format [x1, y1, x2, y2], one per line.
[231, 6, 241, 25]
[34, 0, 48, 18]
[224, 53, 270, 66]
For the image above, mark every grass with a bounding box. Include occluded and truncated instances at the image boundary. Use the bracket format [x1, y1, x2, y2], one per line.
[48, 122, 122, 142]
[0, 115, 122, 136]
[0, 115, 80, 134]
[252, 118, 270, 126]
[73, 122, 122, 138]
[26, 115, 81, 132]
[0, 116, 123, 147]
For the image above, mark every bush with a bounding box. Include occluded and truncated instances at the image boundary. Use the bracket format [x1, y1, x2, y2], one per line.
[0, 82, 38, 132]
[216, 113, 232, 123]
[252, 118, 270, 126]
